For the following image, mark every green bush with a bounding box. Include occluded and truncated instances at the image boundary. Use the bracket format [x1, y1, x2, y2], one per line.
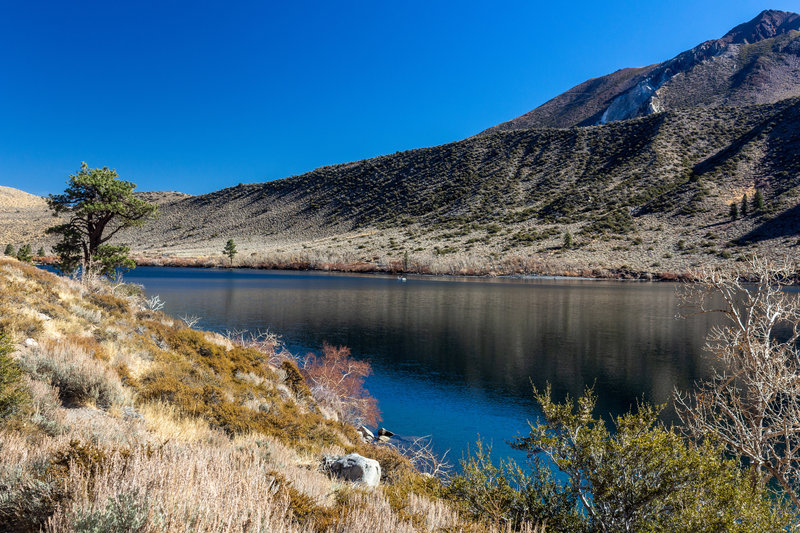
[0, 472, 63, 532]
[0, 333, 27, 421]
[449, 386, 791, 532]
[15, 245, 32, 263]
[72, 491, 149, 533]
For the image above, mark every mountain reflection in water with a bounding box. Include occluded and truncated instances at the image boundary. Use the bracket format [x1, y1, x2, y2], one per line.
[123, 267, 720, 464]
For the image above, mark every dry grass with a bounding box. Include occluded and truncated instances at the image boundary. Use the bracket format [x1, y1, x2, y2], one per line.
[0, 257, 544, 532]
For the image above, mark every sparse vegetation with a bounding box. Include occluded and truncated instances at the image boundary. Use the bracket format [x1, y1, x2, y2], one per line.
[7, 96, 800, 277]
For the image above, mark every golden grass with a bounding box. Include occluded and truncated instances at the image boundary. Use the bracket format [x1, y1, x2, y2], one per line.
[0, 257, 544, 532]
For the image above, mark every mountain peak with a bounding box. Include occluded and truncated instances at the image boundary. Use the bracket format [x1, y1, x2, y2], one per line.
[720, 9, 800, 45]
[483, 9, 800, 132]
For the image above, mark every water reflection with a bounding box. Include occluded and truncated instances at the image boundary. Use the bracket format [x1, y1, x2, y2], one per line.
[123, 268, 721, 463]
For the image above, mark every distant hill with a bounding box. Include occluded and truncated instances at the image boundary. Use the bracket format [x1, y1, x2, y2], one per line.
[485, 10, 800, 131]
[0, 187, 51, 248]
[0, 186, 45, 209]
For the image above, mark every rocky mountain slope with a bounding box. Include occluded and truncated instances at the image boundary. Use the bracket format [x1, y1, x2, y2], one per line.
[485, 10, 800, 131]
[7, 96, 800, 276]
[5, 11, 800, 276]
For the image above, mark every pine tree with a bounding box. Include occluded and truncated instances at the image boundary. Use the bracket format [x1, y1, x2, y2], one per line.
[16, 244, 33, 263]
[729, 202, 738, 221]
[46, 162, 157, 276]
[753, 189, 765, 213]
[741, 194, 748, 217]
[36, 247, 45, 257]
[563, 232, 573, 249]
[3, 244, 14, 256]
[223, 239, 238, 266]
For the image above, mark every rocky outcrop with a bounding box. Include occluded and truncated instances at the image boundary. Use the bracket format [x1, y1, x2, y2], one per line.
[357, 425, 374, 441]
[322, 453, 381, 486]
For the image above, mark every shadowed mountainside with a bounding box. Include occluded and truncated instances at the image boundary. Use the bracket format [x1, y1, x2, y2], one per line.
[7, 96, 800, 275]
[110, 97, 800, 274]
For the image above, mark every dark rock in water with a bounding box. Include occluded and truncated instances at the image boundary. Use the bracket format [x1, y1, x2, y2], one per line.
[357, 425, 374, 440]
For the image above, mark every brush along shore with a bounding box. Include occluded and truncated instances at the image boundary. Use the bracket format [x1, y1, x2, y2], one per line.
[0, 257, 543, 533]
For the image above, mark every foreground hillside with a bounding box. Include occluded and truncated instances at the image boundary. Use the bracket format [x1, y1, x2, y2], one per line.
[0, 258, 535, 532]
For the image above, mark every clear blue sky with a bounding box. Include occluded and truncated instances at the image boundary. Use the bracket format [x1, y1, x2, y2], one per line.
[1, 1, 797, 195]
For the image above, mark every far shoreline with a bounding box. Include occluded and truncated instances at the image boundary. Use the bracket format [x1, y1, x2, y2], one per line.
[124, 255, 696, 282]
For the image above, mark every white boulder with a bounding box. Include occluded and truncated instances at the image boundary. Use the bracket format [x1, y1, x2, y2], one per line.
[323, 453, 381, 487]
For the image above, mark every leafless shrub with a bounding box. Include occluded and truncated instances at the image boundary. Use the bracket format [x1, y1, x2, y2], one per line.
[225, 329, 287, 364]
[144, 295, 164, 312]
[178, 314, 201, 329]
[302, 343, 380, 427]
[675, 256, 800, 507]
[391, 435, 452, 478]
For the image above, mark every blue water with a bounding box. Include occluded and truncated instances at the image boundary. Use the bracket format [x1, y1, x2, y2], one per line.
[119, 267, 719, 467]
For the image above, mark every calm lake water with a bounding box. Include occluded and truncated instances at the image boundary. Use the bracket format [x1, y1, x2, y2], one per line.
[122, 267, 720, 465]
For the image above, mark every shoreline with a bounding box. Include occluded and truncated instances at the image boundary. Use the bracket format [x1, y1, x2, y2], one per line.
[126, 255, 697, 282]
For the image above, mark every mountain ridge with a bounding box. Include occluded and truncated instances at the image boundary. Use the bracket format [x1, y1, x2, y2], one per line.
[484, 9, 800, 132]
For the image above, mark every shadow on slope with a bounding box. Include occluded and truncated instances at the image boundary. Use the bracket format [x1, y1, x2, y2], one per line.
[739, 203, 800, 243]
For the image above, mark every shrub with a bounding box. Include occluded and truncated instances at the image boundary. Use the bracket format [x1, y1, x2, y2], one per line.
[449, 386, 791, 531]
[302, 343, 380, 426]
[0, 333, 27, 421]
[71, 490, 148, 533]
[0, 471, 63, 532]
[15, 245, 32, 263]
[563, 231, 573, 249]
[517, 386, 790, 531]
[280, 360, 311, 400]
[19, 340, 126, 408]
[753, 188, 765, 212]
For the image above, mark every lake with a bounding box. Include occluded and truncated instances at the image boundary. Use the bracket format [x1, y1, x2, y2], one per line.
[121, 267, 720, 466]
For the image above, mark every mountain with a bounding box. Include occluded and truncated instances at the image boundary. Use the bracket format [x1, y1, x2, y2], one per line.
[485, 10, 800, 132]
[88, 95, 798, 275]
[7, 11, 800, 277]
